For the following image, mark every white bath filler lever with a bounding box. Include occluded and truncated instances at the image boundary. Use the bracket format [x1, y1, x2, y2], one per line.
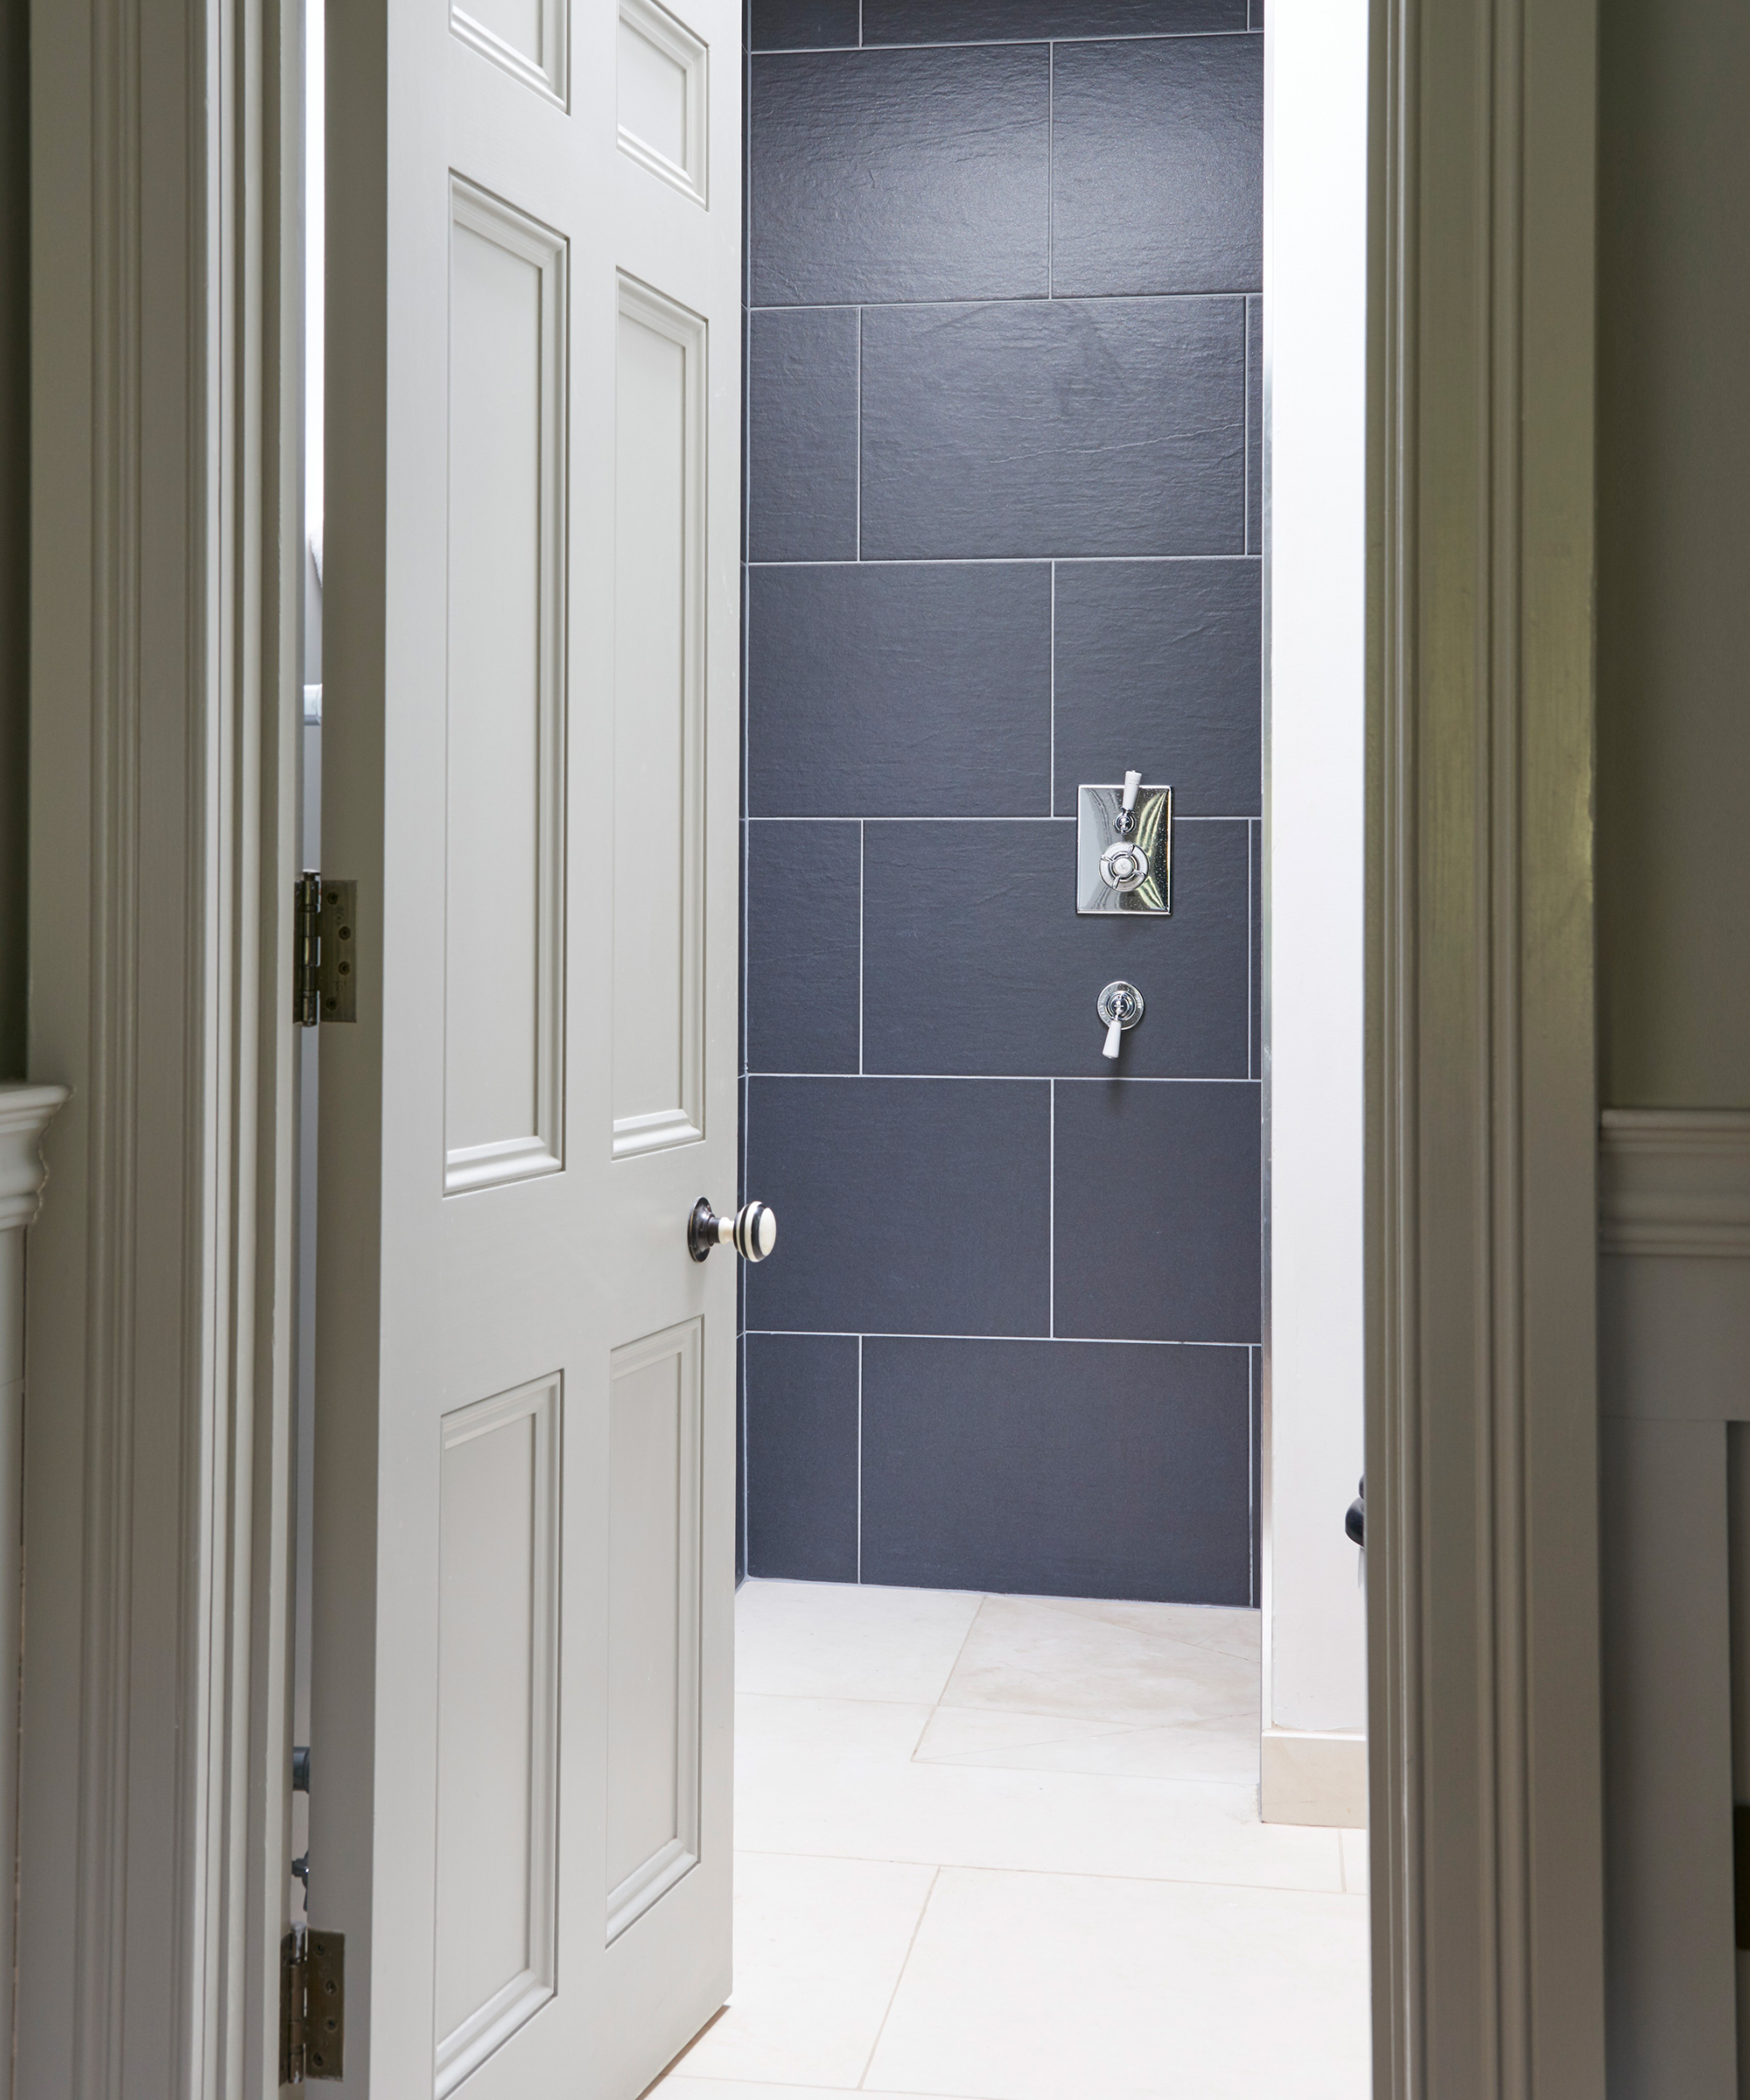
[1097, 980, 1144, 1060]
[1114, 769, 1144, 836]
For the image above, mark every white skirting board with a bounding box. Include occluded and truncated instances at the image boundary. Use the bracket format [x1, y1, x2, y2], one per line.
[1260, 1727, 1368, 1829]
[1599, 1110, 1750, 2098]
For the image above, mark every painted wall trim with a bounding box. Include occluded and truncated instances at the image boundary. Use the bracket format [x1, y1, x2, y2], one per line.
[1600, 1108, 1750, 1257]
[1367, 0, 1607, 2090]
[1260, 1726, 1368, 1830]
[0, 1084, 67, 1230]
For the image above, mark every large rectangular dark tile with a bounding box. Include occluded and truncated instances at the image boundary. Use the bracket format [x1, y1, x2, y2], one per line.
[859, 1337, 1251, 1602]
[748, 308, 860, 564]
[1246, 296, 1262, 553]
[1051, 36, 1262, 297]
[745, 1333, 862, 1581]
[747, 821, 862, 1072]
[863, 0, 1245, 41]
[1054, 1079, 1260, 1340]
[746, 563, 1052, 816]
[745, 1076, 1050, 1335]
[1052, 560, 1261, 816]
[751, 0, 860, 48]
[861, 819, 1248, 1076]
[749, 47, 1049, 306]
[860, 298, 1245, 558]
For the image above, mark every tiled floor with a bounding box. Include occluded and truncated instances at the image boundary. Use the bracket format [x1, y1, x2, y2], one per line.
[653, 1579, 1370, 2100]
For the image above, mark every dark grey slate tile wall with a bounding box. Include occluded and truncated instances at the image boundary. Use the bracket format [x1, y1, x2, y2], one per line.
[741, 0, 1263, 1607]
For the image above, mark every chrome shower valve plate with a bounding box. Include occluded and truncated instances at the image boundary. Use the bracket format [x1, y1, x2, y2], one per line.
[1077, 782, 1172, 914]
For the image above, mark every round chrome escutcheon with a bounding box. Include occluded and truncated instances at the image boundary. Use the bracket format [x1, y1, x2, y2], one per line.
[1099, 839, 1151, 892]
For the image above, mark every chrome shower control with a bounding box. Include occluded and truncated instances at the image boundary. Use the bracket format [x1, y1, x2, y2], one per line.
[1077, 778, 1172, 914]
[1097, 981, 1144, 1060]
[688, 1197, 778, 1264]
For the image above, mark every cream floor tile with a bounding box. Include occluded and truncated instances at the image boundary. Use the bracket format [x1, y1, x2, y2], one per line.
[1341, 1825, 1369, 1893]
[658, 2084, 974, 2098]
[736, 1692, 1342, 1892]
[655, 1852, 936, 2090]
[736, 1578, 983, 1704]
[866, 1866, 1370, 2100]
[914, 1701, 1259, 1785]
[941, 1592, 1261, 1726]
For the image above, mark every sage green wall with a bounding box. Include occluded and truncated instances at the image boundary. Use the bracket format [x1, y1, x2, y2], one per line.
[0, 0, 26, 1080]
[1597, 0, 1750, 1110]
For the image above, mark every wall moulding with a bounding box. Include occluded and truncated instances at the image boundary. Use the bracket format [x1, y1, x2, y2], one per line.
[1600, 1108, 1750, 1257]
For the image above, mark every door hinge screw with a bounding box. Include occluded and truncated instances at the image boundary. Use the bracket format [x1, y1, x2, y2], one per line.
[281, 1926, 345, 2082]
[294, 875, 358, 1027]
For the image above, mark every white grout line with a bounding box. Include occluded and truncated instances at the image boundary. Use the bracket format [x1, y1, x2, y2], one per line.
[856, 1334, 864, 1584]
[751, 27, 1262, 55]
[854, 305, 863, 557]
[1046, 41, 1054, 298]
[746, 812, 1251, 823]
[1048, 557, 1057, 811]
[857, 1866, 942, 2091]
[743, 1074, 1260, 1092]
[743, 1329, 1257, 1349]
[746, 550, 1261, 565]
[858, 818, 865, 1074]
[1048, 1079, 1056, 1338]
[732, 1848, 1352, 1899]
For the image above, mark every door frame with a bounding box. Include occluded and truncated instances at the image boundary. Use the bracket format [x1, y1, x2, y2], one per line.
[1365, 0, 1606, 2085]
[18, 0, 1606, 2094]
[21, 0, 302, 2088]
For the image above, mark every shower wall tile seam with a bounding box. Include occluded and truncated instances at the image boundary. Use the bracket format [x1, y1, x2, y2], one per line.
[750, 31, 1263, 55]
[746, 1329, 1257, 1348]
[746, 289, 1261, 312]
[745, 554, 1262, 566]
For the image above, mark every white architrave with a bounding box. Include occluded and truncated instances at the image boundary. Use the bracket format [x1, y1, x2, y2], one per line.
[1368, 0, 1607, 2091]
[23, 0, 301, 2089]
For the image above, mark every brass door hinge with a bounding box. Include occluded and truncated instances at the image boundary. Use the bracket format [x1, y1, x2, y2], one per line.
[281, 1927, 345, 2082]
[294, 876, 357, 1026]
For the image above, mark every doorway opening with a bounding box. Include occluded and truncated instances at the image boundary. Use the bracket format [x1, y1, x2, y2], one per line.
[290, 0, 1372, 2091]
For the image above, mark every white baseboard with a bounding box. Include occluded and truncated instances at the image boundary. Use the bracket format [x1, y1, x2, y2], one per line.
[1260, 1727, 1368, 1829]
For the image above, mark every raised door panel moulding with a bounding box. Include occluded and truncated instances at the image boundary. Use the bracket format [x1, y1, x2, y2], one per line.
[444, 179, 569, 1197]
[617, 0, 709, 208]
[605, 1319, 703, 1944]
[433, 1374, 564, 2097]
[452, 0, 569, 110]
[1599, 1110, 1750, 1257]
[611, 275, 707, 1159]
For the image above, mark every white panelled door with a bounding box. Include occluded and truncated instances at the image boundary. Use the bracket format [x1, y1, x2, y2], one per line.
[315, 0, 741, 2090]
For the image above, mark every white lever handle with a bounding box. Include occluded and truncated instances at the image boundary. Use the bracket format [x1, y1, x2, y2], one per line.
[1102, 1018, 1124, 1060]
[1122, 769, 1142, 814]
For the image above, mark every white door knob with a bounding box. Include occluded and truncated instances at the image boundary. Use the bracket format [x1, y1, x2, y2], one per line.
[687, 1198, 777, 1263]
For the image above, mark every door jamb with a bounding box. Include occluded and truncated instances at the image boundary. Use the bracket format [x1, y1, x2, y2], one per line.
[1366, 0, 1607, 2090]
[21, 0, 303, 2088]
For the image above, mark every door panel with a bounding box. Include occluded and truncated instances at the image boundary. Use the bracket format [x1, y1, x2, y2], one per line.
[318, 0, 740, 2090]
[444, 185, 566, 1194]
[606, 1320, 702, 1941]
[612, 279, 706, 1158]
[435, 1379, 561, 2090]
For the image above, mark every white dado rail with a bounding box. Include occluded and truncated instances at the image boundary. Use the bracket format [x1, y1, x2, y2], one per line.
[1599, 1108, 1750, 2097]
[0, 1082, 69, 2098]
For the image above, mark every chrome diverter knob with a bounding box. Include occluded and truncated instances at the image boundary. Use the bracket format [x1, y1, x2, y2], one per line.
[688, 1197, 778, 1264]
